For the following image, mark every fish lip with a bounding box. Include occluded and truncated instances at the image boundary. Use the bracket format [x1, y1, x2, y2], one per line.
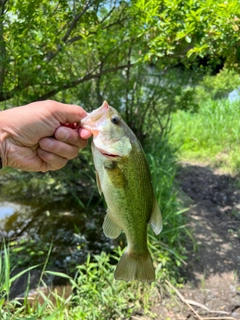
[99, 149, 120, 158]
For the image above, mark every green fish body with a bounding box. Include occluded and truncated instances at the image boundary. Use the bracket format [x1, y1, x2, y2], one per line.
[81, 101, 162, 282]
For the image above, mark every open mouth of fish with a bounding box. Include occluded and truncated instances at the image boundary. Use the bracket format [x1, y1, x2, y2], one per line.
[100, 150, 120, 158]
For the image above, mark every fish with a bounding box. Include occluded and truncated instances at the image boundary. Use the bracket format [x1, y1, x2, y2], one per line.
[80, 101, 162, 282]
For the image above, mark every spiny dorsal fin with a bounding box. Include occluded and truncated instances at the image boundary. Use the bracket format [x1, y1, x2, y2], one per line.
[149, 198, 162, 235]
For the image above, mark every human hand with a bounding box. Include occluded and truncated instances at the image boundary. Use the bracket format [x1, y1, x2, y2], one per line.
[0, 100, 92, 172]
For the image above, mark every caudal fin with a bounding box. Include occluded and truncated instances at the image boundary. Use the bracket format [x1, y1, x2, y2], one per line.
[114, 249, 155, 283]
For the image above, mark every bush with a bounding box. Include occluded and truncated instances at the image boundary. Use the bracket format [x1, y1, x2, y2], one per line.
[195, 68, 240, 102]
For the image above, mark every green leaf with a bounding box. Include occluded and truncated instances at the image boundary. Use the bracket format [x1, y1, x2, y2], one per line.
[185, 35, 192, 43]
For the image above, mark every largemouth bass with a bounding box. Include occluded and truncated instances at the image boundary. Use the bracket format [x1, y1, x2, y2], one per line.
[81, 101, 162, 282]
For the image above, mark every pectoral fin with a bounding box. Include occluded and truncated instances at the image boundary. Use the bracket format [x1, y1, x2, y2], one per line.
[95, 171, 102, 195]
[103, 211, 122, 239]
[149, 198, 162, 235]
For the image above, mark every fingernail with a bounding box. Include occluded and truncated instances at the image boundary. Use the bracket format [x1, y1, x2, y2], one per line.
[56, 127, 70, 141]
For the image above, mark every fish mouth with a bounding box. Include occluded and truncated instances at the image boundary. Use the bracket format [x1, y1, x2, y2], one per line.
[80, 101, 109, 136]
[99, 150, 120, 158]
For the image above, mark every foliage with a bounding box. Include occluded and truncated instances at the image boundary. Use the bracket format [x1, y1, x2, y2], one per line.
[141, 0, 240, 66]
[170, 99, 240, 174]
[0, 248, 169, 320]
[145, 135, 189, 269]
[195, 68, 240, 102]
[69, 252, 142, 320]
[0, 0, 239, 140]
[0, 245, 39, 320]
[0, 231, 186, 320]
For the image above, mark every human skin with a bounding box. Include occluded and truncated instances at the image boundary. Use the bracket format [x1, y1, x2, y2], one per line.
[0, 100, 92, 172]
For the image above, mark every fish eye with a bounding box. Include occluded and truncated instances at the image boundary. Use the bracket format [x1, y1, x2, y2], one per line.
[111, 116, 120, 125]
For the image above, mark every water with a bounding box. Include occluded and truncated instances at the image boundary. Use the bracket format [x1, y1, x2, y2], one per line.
[0, 169, 116, 300]
[0, 202, 23, 220]
[0, 180, 113, 271]
[228, 86, 240, 103]
[0, 195, 114, 300]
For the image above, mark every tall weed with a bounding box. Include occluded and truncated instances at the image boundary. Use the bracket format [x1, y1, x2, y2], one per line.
[145, 135, 189, 278]
[0, 244, 40, 319]
[1, 249, 157, 320]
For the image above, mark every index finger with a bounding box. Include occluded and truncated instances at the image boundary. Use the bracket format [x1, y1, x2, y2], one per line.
[43, 101, 88, 123]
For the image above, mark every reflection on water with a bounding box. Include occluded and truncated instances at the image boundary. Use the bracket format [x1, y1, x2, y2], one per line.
[0, 202, 23, 220]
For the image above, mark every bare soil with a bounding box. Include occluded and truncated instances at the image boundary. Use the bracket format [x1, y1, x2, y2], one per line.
[149, 162, 240, 320]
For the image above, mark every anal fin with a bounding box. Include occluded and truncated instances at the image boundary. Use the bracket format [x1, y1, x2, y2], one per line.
[103, 211, 122, 239]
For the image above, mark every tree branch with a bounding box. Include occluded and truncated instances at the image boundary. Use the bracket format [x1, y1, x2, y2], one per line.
[125, 45, 132, 124]
[36, 63, 134, 101]
[99, 1, 116, 24]
[62, 2, 93, 44]
[0, 86, 20, 102]
[46, 1, 94, 62]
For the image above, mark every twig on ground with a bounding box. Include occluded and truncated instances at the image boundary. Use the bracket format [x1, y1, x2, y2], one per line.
[165, 280, 204, 320]
[165, 280, 237, 320]
[201, 317, 237, 320]
[185, 299, 230, 315]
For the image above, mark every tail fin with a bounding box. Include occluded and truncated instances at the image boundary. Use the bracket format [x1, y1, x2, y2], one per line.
[114, 249, 155, 283]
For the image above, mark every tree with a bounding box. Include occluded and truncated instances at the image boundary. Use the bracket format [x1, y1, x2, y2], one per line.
[0, 0, 141, 104]
[0, 0, 239, 138]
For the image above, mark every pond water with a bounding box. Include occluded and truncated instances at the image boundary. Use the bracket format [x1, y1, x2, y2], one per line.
[0, 202, 23, 219]
[0, 173, 115, 273]
[0, 168, 120, 300]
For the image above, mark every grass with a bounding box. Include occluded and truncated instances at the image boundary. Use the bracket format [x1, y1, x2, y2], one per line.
[170, 99, 240, 174]
[145, 136, 189, 270]
[0, 246, 176, 320]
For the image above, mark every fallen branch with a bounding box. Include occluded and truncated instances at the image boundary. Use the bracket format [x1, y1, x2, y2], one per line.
[165, 280, 204, 320]
[165, 280, 238, 320]
[201, 317, 237, 320]
[185, 299, 230, 315]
